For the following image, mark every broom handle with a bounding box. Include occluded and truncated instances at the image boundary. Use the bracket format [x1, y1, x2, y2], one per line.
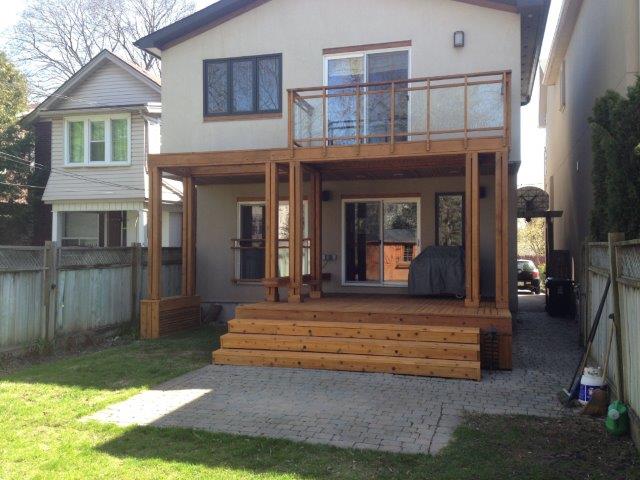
[602, 316, 615, 382]
[568, 277, 611, 393]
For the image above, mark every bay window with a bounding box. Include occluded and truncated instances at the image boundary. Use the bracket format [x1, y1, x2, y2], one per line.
[64, 114, 130, 165]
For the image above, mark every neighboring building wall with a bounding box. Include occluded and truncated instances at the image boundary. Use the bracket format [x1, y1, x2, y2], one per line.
[543, 0, 639, 278]
[160, 0, 521, 165]
[51, 61, 160, 110]
[42, 112, 148, 201]
[196, 175, 498, 306]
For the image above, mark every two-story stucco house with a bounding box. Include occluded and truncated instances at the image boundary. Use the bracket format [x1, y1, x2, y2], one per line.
[540, 0, 640, 280]
[24, 50, 182, 247]
[135, 0, 549, 379]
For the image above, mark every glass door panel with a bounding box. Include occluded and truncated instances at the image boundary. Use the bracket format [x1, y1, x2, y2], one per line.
[344, 201, 381, 282]
[327, 57, 364, 145]
[383, 201, 418, 283]
[366, 50, 409, 143]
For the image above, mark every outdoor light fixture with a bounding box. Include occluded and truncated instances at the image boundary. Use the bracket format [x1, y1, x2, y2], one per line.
[453, 31, 465, 48]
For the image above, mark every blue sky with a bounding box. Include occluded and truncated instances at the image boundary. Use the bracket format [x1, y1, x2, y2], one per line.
[0, 0, 562, 188]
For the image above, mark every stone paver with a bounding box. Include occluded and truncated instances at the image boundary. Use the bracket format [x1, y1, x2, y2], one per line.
[87, 294, 581, 455]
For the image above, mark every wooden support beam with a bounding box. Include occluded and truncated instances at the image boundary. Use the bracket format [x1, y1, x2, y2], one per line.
[309, 168, 322, 298]
[181, 176, 197, 297]
[264, 162, 280, 302]
[494, 151, 509, 309]
[288, 161, 303, 302]
[148, 166, 162, 301]
[465, 152, 480, 308]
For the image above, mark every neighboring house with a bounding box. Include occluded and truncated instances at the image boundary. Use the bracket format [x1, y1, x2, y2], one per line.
[135, 0, 549, 376]
[540, 0, 640, 279]
[24, 50, 183, 247]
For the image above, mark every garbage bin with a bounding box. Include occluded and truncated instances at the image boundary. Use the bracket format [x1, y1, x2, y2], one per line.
[545, 277, 575, 317]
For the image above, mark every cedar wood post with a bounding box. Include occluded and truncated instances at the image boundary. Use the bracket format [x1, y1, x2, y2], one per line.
[140, 165, 162, 339]
[465, 151, 480, 308]
[309, 168, 322, 298]
[181, 176, 197, 297]
[494, 150, 509, 309]
[264, 162, 280, 302]
[288, 161, 303, 302]
[148, 166, 163, 301]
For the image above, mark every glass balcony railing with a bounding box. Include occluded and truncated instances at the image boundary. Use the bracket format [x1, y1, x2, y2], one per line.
[288, 70, 510, 150]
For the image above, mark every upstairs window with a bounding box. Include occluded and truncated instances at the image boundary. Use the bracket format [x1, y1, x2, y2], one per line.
[64, 114, 130, 165]
[204, 54, 282, 117]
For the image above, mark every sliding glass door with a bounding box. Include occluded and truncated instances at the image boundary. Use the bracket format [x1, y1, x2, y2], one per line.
[325, 49, 409, 145]
[343, 198, 419, 285]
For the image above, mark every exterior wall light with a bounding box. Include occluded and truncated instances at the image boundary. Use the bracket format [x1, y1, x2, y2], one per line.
[453, 31, 465, 48]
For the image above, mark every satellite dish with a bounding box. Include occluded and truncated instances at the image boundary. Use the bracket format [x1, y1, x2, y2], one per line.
[517, 186, 549, 221]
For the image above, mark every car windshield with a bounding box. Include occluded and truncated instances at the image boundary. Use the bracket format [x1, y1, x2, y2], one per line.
[518, 260, 535, 272]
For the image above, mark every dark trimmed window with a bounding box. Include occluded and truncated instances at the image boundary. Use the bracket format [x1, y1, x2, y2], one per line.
[204, 54, 282, 116]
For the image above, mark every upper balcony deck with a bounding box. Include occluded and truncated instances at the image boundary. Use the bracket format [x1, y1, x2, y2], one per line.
[288, 70, 511, 161]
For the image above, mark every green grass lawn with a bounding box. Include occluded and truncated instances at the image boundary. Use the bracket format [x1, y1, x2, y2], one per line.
[0, 326, 637, 480]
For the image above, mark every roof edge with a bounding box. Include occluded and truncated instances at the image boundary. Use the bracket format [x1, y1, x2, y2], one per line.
[542, 0, 583, 86]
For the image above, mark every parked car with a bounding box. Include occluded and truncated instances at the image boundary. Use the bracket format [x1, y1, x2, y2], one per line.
[517, 259, 541, 294]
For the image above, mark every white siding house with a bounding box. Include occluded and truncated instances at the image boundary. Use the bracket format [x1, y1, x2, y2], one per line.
[25, 50, 182, 247]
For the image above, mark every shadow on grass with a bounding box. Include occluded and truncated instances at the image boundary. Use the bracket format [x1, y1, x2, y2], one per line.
[96, 424, 436, 480]
[1, 326, 224, 391]
[94, 415, 640, 480]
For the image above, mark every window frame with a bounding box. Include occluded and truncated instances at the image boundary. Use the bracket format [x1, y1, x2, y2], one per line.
[435, 192, 465, 247]
[63, 113, 131, 166]
[340, 196, 420, 287]
[235, 199, 309, 282]
[203, 53, 283, 119]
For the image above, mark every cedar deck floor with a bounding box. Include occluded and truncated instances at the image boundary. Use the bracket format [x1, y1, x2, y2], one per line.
[237, 294, 511, 330]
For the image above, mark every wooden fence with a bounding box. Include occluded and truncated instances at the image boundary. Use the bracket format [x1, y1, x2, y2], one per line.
[0, 243, 181, 351]
[583, 235, 640, 443]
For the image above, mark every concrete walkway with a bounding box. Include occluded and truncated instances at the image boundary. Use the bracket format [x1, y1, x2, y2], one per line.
[88, 294, 582, 454]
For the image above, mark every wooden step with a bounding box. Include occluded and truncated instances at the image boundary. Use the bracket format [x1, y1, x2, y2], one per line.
[228, 318, 480, 344]
[220, 333, 480, 361]
[235, 304, 509, 330]
[213, 348, 481, 380]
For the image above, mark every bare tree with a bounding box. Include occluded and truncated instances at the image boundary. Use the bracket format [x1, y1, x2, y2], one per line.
[10, 0, 194, 97]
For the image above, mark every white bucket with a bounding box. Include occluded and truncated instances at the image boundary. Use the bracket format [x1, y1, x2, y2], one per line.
[579, 367, 605, 405]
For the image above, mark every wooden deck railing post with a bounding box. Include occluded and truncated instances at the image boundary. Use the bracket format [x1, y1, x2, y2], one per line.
[494, 150, 509, 309]
[288, 90, 294, 157]
[309, 168, 322, 298]
[465, 152, 480, 308]
[390, 81, 396, 153]
[148, 166, 162, 301]
[288, 161, 303, 303]
[181, 176, 197, 297]
[264, 162, 280, 302]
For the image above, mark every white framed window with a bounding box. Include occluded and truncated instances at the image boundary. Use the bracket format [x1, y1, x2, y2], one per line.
[64, 114, 131, 165]
[323, 46, 411, 144]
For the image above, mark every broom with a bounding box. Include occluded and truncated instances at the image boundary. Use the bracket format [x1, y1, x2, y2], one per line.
[559, 277, 610, 406]
[581, 316, 614, 416]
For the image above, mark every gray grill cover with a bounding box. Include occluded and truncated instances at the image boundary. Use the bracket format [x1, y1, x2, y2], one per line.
[408, 246, 465, 296]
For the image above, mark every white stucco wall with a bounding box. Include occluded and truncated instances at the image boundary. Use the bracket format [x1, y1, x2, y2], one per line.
[160, 0, 521, 162]
[544, 0, 639, 277]
[196, 174, 500, 304]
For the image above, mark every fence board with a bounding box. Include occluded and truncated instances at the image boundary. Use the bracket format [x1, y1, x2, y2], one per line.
[0, 245, 181, 351]
[0, 271, 44, 349]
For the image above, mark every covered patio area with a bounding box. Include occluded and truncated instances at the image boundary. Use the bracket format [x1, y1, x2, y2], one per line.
[140, 70, 514, 377]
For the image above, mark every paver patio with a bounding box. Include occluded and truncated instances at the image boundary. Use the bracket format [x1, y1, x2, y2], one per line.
[88, 295, 582, 454]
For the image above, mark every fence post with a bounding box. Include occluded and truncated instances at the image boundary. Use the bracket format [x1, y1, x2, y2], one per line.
[608, 232, 626, 403]
[130, 243, 142, 332]
[43, 241, 58, 342]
